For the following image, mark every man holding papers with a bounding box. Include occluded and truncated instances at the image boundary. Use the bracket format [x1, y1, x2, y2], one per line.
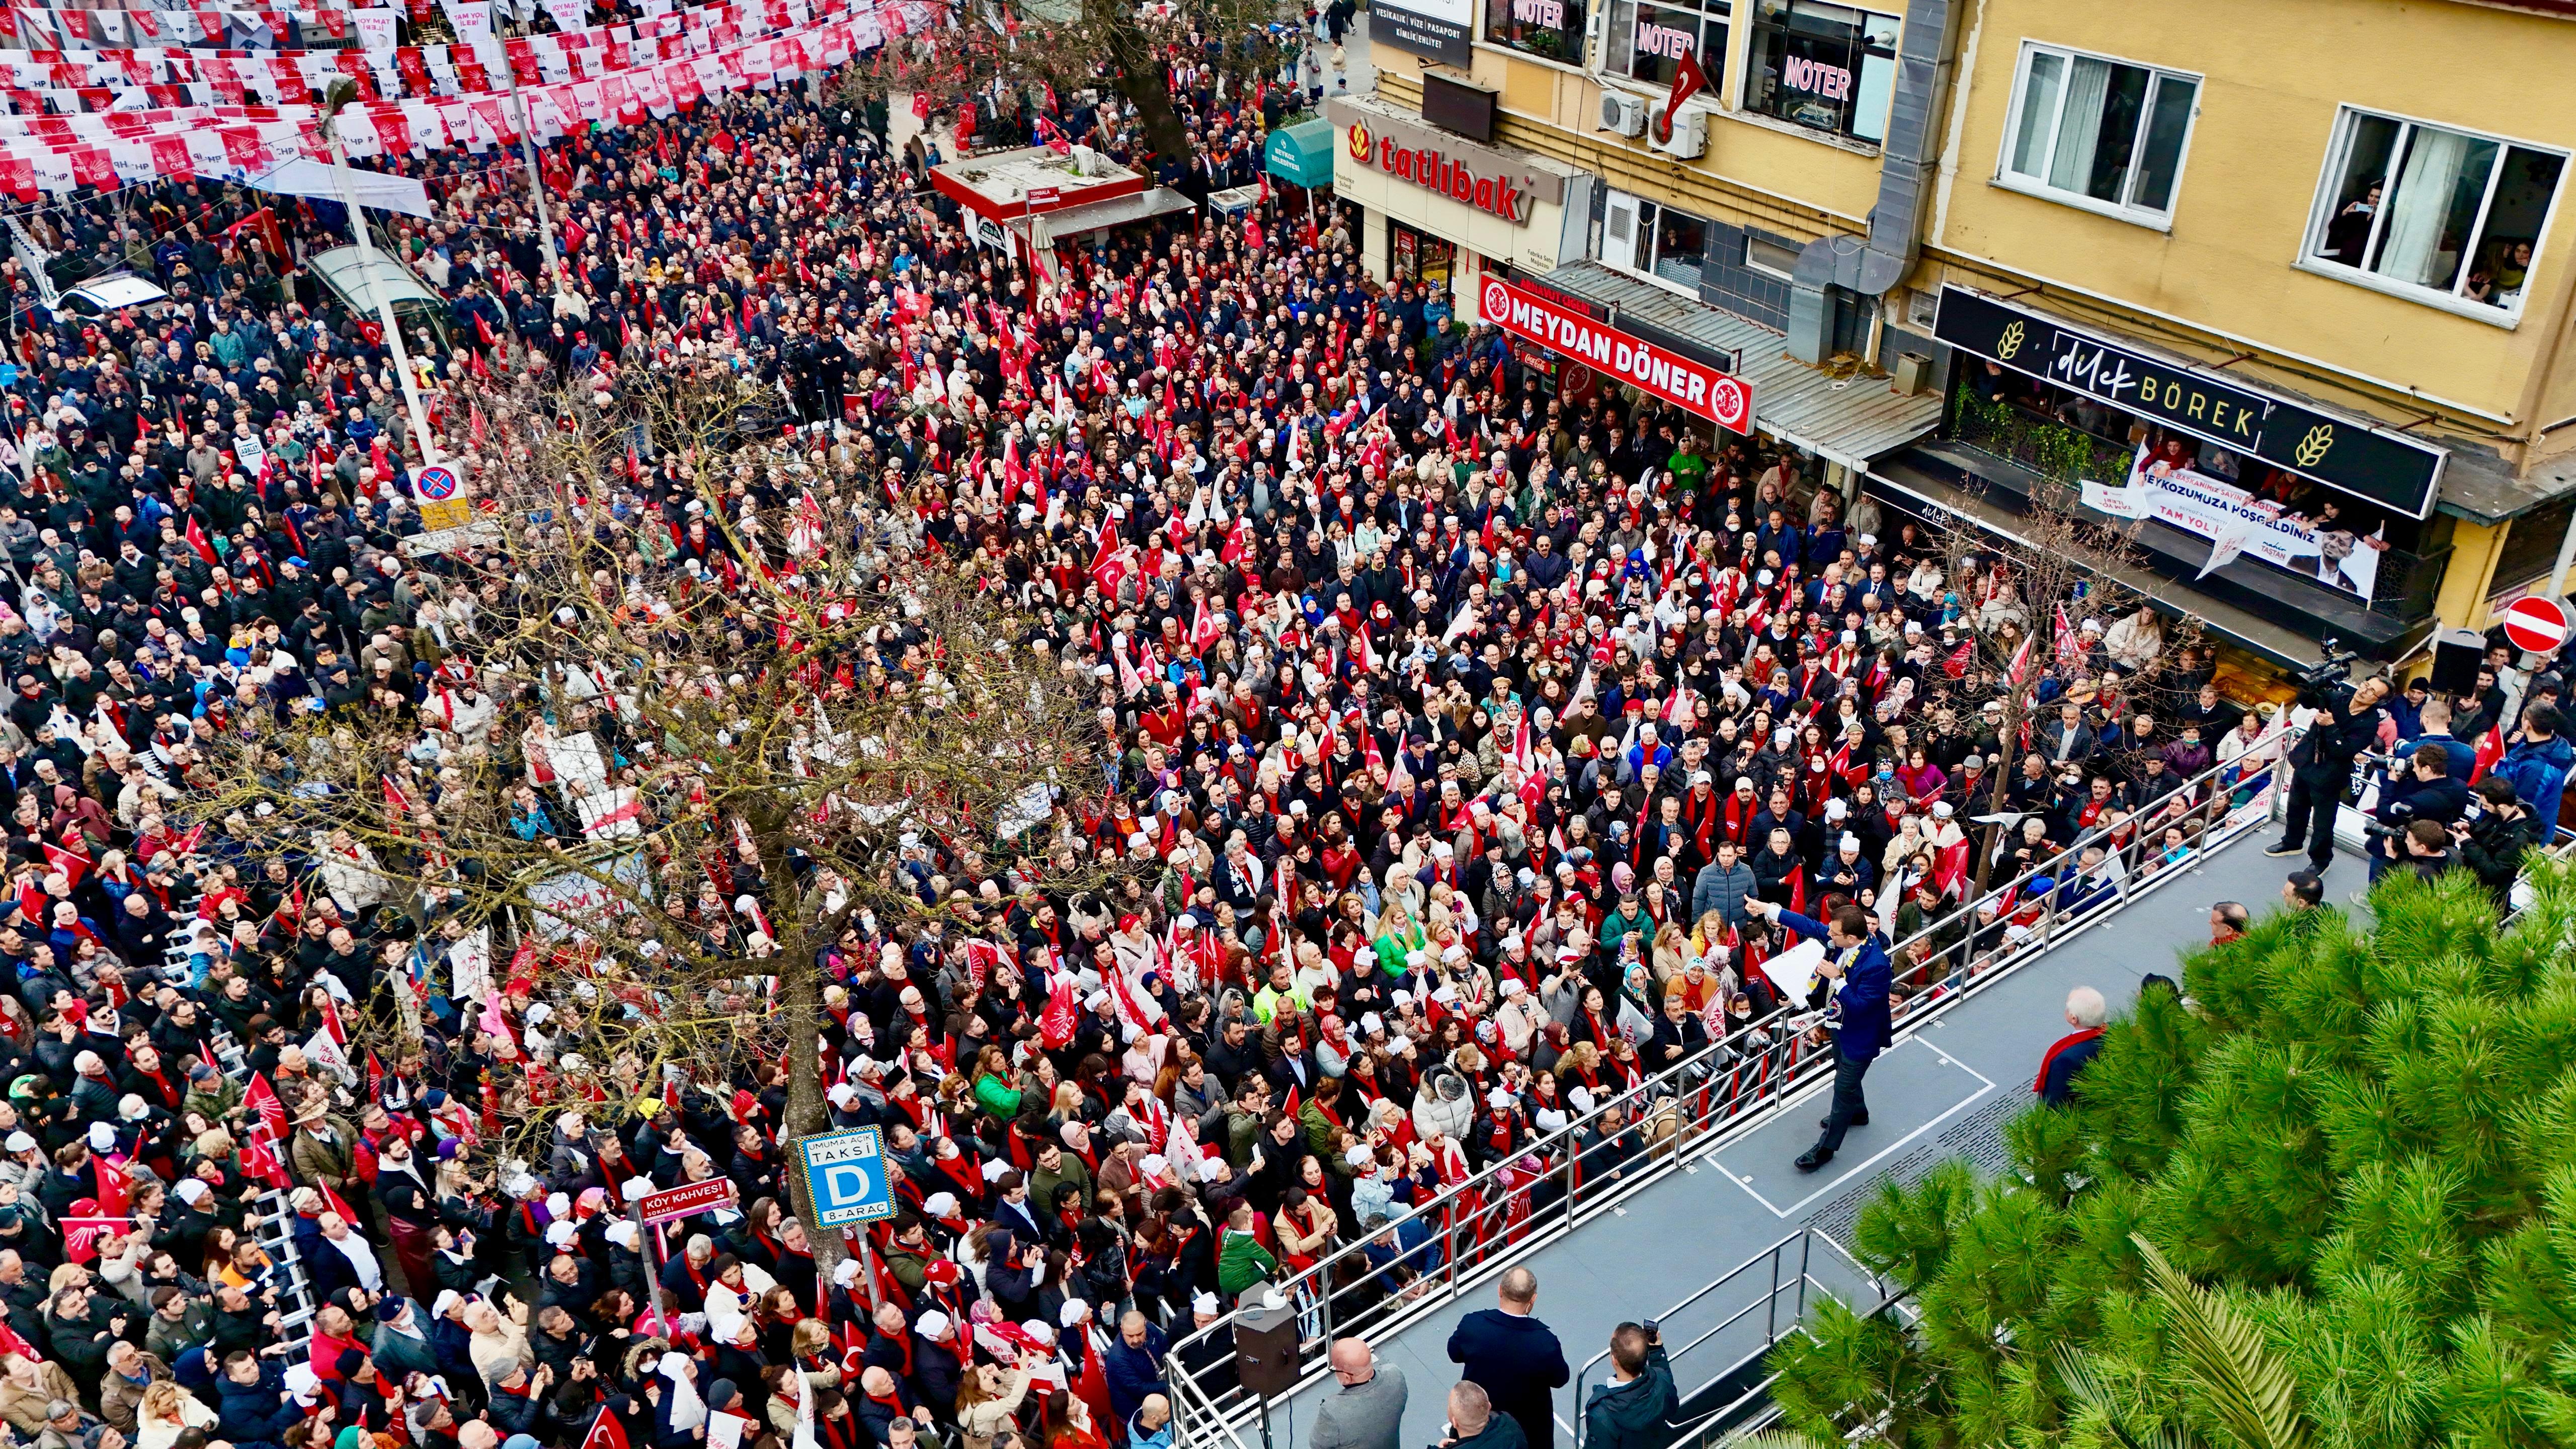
[1747, 899, 1894, 1173]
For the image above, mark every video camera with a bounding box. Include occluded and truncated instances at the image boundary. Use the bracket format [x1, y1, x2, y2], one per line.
[2290, 637, 2365, 698]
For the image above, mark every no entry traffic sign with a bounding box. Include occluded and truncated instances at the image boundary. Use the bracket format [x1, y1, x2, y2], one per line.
[2501, 595, 2569, 655]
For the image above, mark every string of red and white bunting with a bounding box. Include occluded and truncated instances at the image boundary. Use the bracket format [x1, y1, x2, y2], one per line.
[0, 0, 938, 198]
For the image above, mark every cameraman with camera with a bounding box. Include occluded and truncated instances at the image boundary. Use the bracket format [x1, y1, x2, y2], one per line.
[1579, 1322, 1676, 1449]
[2461, 774, 2541, 905]
[2266, 654, 2390, 876]
[2364, 743, 2470, 884]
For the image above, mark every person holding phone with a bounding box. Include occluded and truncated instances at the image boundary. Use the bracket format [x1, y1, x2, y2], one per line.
[1580, 1322, 1675, 1449]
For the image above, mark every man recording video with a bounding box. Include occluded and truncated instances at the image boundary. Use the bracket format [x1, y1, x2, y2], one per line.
[2366, 743, 2469, 883]
[2266, 671, 2390, 875]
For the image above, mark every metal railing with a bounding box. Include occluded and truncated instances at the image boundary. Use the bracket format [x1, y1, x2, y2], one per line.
[1562, 1230, 1885, 1449]
[1165, 721, 2306, 1447]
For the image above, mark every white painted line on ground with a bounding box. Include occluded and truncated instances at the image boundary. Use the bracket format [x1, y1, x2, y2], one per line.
[1716, 1039, 1997, 1219]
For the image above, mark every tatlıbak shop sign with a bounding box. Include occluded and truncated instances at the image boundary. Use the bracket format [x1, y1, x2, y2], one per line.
[1346, 119, 1530, 222]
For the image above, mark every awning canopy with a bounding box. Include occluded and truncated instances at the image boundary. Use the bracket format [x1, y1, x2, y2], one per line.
[306, 246, 444, 313]
[1024, 187, 1196, 243]
[1264, 118, 1334, 189]
[1537, 261, 1943, 472]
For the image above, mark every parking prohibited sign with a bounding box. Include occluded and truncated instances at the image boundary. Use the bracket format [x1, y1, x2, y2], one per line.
[796, 1127, 896, 1227]
[415, 463, 460, 501]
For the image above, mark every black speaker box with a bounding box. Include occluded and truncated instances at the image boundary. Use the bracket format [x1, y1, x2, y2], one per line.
[1231, 1292, 1301, 1397]
[2430, 629, 2487, 695]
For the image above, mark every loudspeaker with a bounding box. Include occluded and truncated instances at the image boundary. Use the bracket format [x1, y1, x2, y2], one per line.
[2430, 629, 2487, 695]
[1231, 1292, 1301, 1397]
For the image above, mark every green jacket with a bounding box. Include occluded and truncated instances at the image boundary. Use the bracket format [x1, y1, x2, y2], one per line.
[1225, 1107, 1265, 1169]
[1596, 907, 1650, 955]
[1300, 1101, 1351, 1175]
[1217, 1228, 1278, 1297]
[1030, 1157, 1093, 1215]
[972, 1074, 1023, 1120]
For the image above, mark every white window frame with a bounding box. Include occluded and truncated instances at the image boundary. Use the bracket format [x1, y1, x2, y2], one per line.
[1743, 234, 1799, 280]
[1991, 40, 2201, 229]
[2294, 103, 2568, 327]
[1600, 186, 1709, 297]
[1600, 0, 1734, 90]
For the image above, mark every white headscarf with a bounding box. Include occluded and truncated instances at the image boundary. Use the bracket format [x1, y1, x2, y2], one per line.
[659, 1352, 707, 1432]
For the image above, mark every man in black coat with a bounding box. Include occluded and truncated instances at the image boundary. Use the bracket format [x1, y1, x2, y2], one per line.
[2267, 675, 2390, 874]
[1446, 1268, 1569, 1449]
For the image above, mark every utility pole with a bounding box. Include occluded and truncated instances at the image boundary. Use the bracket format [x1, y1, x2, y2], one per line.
[492, 0, 564, 280]
[320, 80, 444, 473]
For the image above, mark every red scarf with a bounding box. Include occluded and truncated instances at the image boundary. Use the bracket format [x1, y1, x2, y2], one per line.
[875, 1327, 913, 1379]
[2033, 1027, 2104, 1094]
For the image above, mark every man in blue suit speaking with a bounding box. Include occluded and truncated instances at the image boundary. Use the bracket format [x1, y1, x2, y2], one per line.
[1748, 899, 1894, 1172]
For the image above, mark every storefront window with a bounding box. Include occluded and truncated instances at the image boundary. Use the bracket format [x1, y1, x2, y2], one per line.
[1391, 219, 1458, 290]
[1742, 0, 1897, 145]
[1953, 362, 2421, 606]
[2303, 106, 2565, 316]
[1484, 0, 1587, 64]
[1604, 0, 1728, 87]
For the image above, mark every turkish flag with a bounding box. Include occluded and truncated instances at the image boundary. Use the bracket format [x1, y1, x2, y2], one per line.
[91, 1155, 129, 1218]
[40, 842, 88, 889]
[1654, 44, 1709, 142]
[239, 1134, 291, 1189]
[579, 1407, 631, 1449]
[184, 515, 219, 568]
[2472, 722, 2506, 782]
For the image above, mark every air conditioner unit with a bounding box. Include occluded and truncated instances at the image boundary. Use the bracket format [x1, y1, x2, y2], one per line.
[1648, 102, 1707, 157]
[1599, 92, 1647, 137]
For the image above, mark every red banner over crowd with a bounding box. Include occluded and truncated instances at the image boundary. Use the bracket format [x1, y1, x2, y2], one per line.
[1478, 273, 1752, 433]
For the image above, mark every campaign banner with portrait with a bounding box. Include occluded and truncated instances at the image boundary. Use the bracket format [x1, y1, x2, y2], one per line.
[2122, 446, 2385, 601]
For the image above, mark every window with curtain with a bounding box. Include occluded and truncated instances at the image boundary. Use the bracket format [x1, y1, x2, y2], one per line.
[1998, 42, 2198, 219]
[1603, 0, 1729, 87]
[1741, 0, 1896, 144]
[1603, 187, 1711, 292]
[2305, 106, 2565, 315]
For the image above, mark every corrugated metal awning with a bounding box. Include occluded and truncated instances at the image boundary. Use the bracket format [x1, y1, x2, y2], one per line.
[1024, 187, 1196, 243]
[1538, 261, 1943, 471]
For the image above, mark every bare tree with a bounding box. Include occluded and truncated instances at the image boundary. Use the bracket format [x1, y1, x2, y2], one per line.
[192, 365, 1111, 1271]
[1898, 482, 2204, 896]
[836, 0, 1306, 164]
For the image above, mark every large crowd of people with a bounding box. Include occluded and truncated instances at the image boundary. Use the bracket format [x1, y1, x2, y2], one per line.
[0, 19, 2567, 1449]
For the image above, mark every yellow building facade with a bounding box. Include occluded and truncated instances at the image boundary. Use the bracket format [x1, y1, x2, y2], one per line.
[1342, 0, 2576, 670]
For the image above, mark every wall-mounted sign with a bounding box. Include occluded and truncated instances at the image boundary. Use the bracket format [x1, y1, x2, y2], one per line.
[1933, 284, 2444, 518]
[1633, 19, 1694, 58]
[1421, 70, 1499, 144]
[1780, 54, 1853, 99]
[1374, 0, 1471, 66]
[971, 213, 1016, 257]
[1346, 119, 1532, 222]
[1481, 274, 1752, 432]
